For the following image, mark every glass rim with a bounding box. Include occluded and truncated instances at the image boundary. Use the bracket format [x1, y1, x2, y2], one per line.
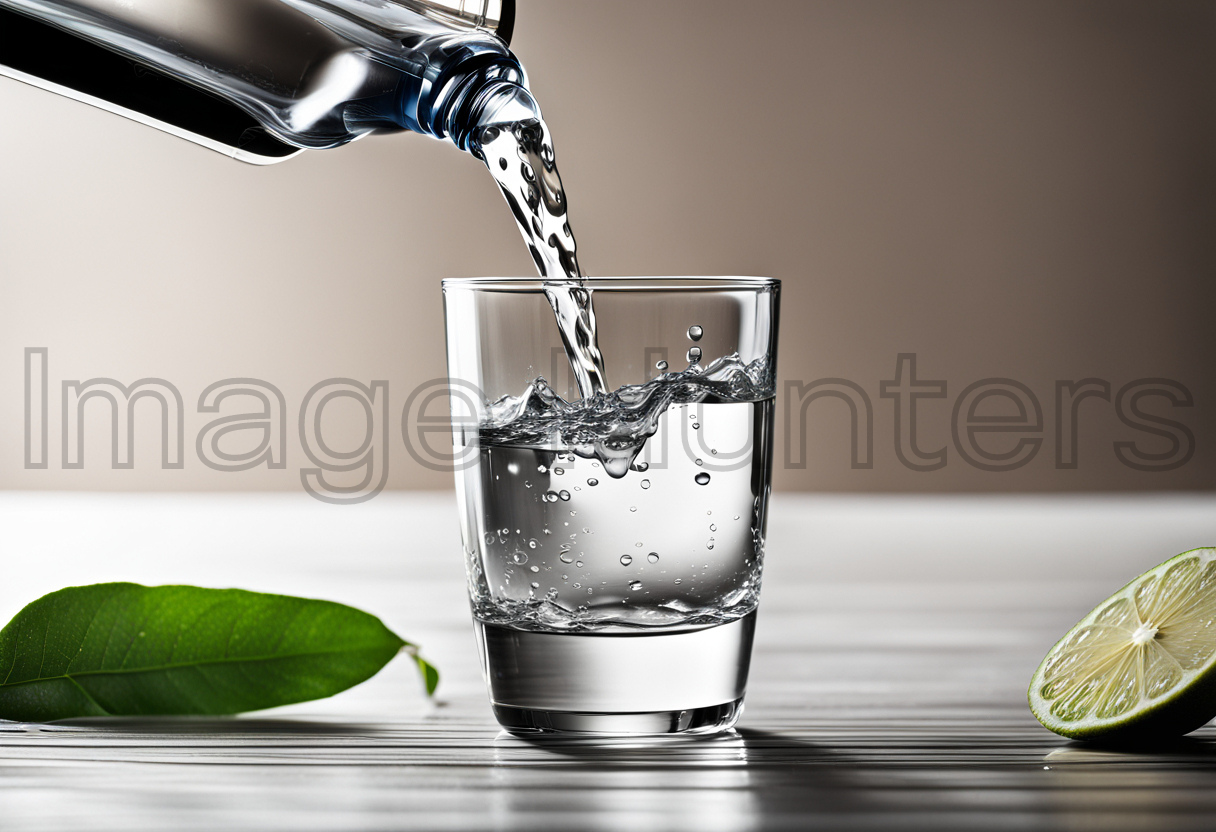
[442, 276, 779, 293]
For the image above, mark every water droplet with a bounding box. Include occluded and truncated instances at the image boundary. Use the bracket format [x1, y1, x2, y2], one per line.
[512, 552, 528, 565]
[591, 461, 600, 468]
[544, 491, 559, 503]
[706, 539, 716, 550]
[528, 539, 538, 548]
[635, 542, 643, 548]
[687, 346, 702, 363]
[530, 565, 539, 573]
[498, 157, 508, 170]
[524, 481, 533, 488]
[687, 325, 703, 341]
[709, 524, 717, 532]
[629, 580, 643, 591]
[734, 515, 740, 521]
[575, 561, 583, 567]
[572, 582, 582, 589]
[559, 490, 571, 501]
[692, 422, 701, 430]
[538, 464, 548, 473]
[554, 467, 565, 476]
[656, 360, 669, 372]
[560, 553, 574, 564]
[711, 449, 718, 455]
[587, 478, 599, 487]
[640, 479, 651, 489]
[632, 461, 650, 472]
[620, 554, 633, 566]
[483, 533, 494, 545]
[695, 472, 711, 485]
[530, 581, 539, 589]
[674, 578, 683, 585]
[695, 458, 703, 466]
[647, 553, 660, 564]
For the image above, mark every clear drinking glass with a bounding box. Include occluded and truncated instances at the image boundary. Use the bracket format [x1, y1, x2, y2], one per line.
[443, 277, 779, 735]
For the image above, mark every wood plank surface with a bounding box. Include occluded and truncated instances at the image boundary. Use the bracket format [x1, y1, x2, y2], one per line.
[1, 493, 1215, 831]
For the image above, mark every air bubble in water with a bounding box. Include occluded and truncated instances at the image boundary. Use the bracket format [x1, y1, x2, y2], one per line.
[687, 346, 702, 363]
[620, 554, 633, 566]
[483, 533, 494, 545]
[688, 325, 703, 341]
[530, 581, 539, 588]
[572, 582, 582, 589]
[560, 553, 574, 564]
[512, 552, 528, 564]
[528, 539, 538, 548]
[640, 479, 651, 489]
[656, 360, 669, 372]
[647, 553, 660, 564]
[695, 472, 711, 485]
[530, 565, 539, 573]
[629, 580, 643, 591]
[709, 524, 717, 531]
[538, 464, 548, 473]
[587, 478, 599, 487]
[559, 490, 571, 501]
[576, 561, 583, 567]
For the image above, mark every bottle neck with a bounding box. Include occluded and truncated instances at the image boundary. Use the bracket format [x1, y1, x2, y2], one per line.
[429, 62, 537, 152]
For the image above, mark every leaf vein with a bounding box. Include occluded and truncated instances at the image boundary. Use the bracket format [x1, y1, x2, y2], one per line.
[0, 644, 389, 689]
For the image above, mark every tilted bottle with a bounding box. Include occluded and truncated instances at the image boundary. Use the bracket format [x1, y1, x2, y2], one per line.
[0, 0, 533, 163]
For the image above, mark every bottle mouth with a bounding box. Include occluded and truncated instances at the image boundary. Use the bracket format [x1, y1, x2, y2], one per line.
[440, 71, 538, 152]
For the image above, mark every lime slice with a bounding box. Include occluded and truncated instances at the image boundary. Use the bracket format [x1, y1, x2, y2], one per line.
[1029, 547, 1216, 741]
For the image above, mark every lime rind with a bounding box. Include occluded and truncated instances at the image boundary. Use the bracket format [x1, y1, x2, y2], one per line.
[1029, 547, 1216, 741]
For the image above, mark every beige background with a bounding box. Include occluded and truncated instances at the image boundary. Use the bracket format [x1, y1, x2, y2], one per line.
[1, 0, 1213, 493]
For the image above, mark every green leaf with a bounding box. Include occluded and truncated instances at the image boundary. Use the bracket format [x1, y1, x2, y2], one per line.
[408, 649, 441, 696]
[0, 583, 423, 722]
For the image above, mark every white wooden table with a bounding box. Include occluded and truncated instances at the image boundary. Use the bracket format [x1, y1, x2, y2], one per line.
[1, 492, 1215, 831]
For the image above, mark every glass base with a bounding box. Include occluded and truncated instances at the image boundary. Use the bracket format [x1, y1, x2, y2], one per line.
[493, 698, 744, 736]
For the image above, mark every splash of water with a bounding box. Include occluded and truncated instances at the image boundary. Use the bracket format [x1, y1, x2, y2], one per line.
[481, 352, 775, 478]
